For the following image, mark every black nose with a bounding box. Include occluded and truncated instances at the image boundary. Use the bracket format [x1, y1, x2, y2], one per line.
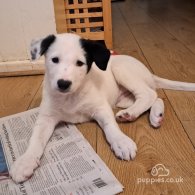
[57, 79, 72, 91]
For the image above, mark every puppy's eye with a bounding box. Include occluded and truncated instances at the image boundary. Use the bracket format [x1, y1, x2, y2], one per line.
[76, 60, 84, 67]
[52, 57, 59, 63]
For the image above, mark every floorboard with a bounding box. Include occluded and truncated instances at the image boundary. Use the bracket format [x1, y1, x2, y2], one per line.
[134, 0, 195, 54]
[0, 76, 43, 117]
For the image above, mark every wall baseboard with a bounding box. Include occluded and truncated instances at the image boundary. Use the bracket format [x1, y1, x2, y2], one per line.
[0, 60, 45, 77]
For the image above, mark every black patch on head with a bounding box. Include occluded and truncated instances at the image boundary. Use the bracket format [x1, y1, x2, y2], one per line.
[40, 35, 56, 56]
[80, 39, 110, 72]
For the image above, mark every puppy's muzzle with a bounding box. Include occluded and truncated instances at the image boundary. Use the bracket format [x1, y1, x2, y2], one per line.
[57, 79, 72, 92]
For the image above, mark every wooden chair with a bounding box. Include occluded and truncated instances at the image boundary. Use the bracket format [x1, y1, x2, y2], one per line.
[53, 0, 113, 49]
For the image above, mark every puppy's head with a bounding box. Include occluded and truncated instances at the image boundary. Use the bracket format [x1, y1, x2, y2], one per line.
[31, 33, 110, 94]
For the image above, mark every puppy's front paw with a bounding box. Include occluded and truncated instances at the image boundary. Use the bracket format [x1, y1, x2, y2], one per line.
[10, 154, 40, 183]
[110, 135, 137, 160]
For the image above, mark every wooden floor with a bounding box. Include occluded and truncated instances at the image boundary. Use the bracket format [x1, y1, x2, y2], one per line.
[0, 0, 195, 194]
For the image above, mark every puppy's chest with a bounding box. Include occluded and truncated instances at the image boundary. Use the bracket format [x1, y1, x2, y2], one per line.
[56, 98, 91, 123]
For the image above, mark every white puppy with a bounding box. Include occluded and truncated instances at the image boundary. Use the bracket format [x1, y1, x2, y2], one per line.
[10, 33, 195, 183]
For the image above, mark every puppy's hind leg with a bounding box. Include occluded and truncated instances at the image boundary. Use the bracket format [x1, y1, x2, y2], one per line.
[116, 86, 157, 122]
[149, 98, 164, 128]
[111, 60, 157, 122]
[116, 91, 135, 108]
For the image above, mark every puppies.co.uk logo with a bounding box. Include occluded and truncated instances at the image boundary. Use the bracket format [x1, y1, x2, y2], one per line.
[151, 164, 170, 177]
[137, 164, 184, 184]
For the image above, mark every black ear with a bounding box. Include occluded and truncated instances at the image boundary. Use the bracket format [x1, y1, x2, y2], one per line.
[80, 39, 110, 72]
[30, 34, 56, 61]
[40, 35, 56, 56]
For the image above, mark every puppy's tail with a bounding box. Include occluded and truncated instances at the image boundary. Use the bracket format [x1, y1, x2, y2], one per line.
[154, 75, 195, 91]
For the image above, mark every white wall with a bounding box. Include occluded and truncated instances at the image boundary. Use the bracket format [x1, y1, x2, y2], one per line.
[0, 0, 56, 63]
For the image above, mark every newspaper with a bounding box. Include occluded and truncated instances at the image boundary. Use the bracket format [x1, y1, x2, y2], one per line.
[0, 108, 123, 195]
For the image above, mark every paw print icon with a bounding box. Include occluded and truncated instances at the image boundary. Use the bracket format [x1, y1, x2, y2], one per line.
[151, 164, 170, 177]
